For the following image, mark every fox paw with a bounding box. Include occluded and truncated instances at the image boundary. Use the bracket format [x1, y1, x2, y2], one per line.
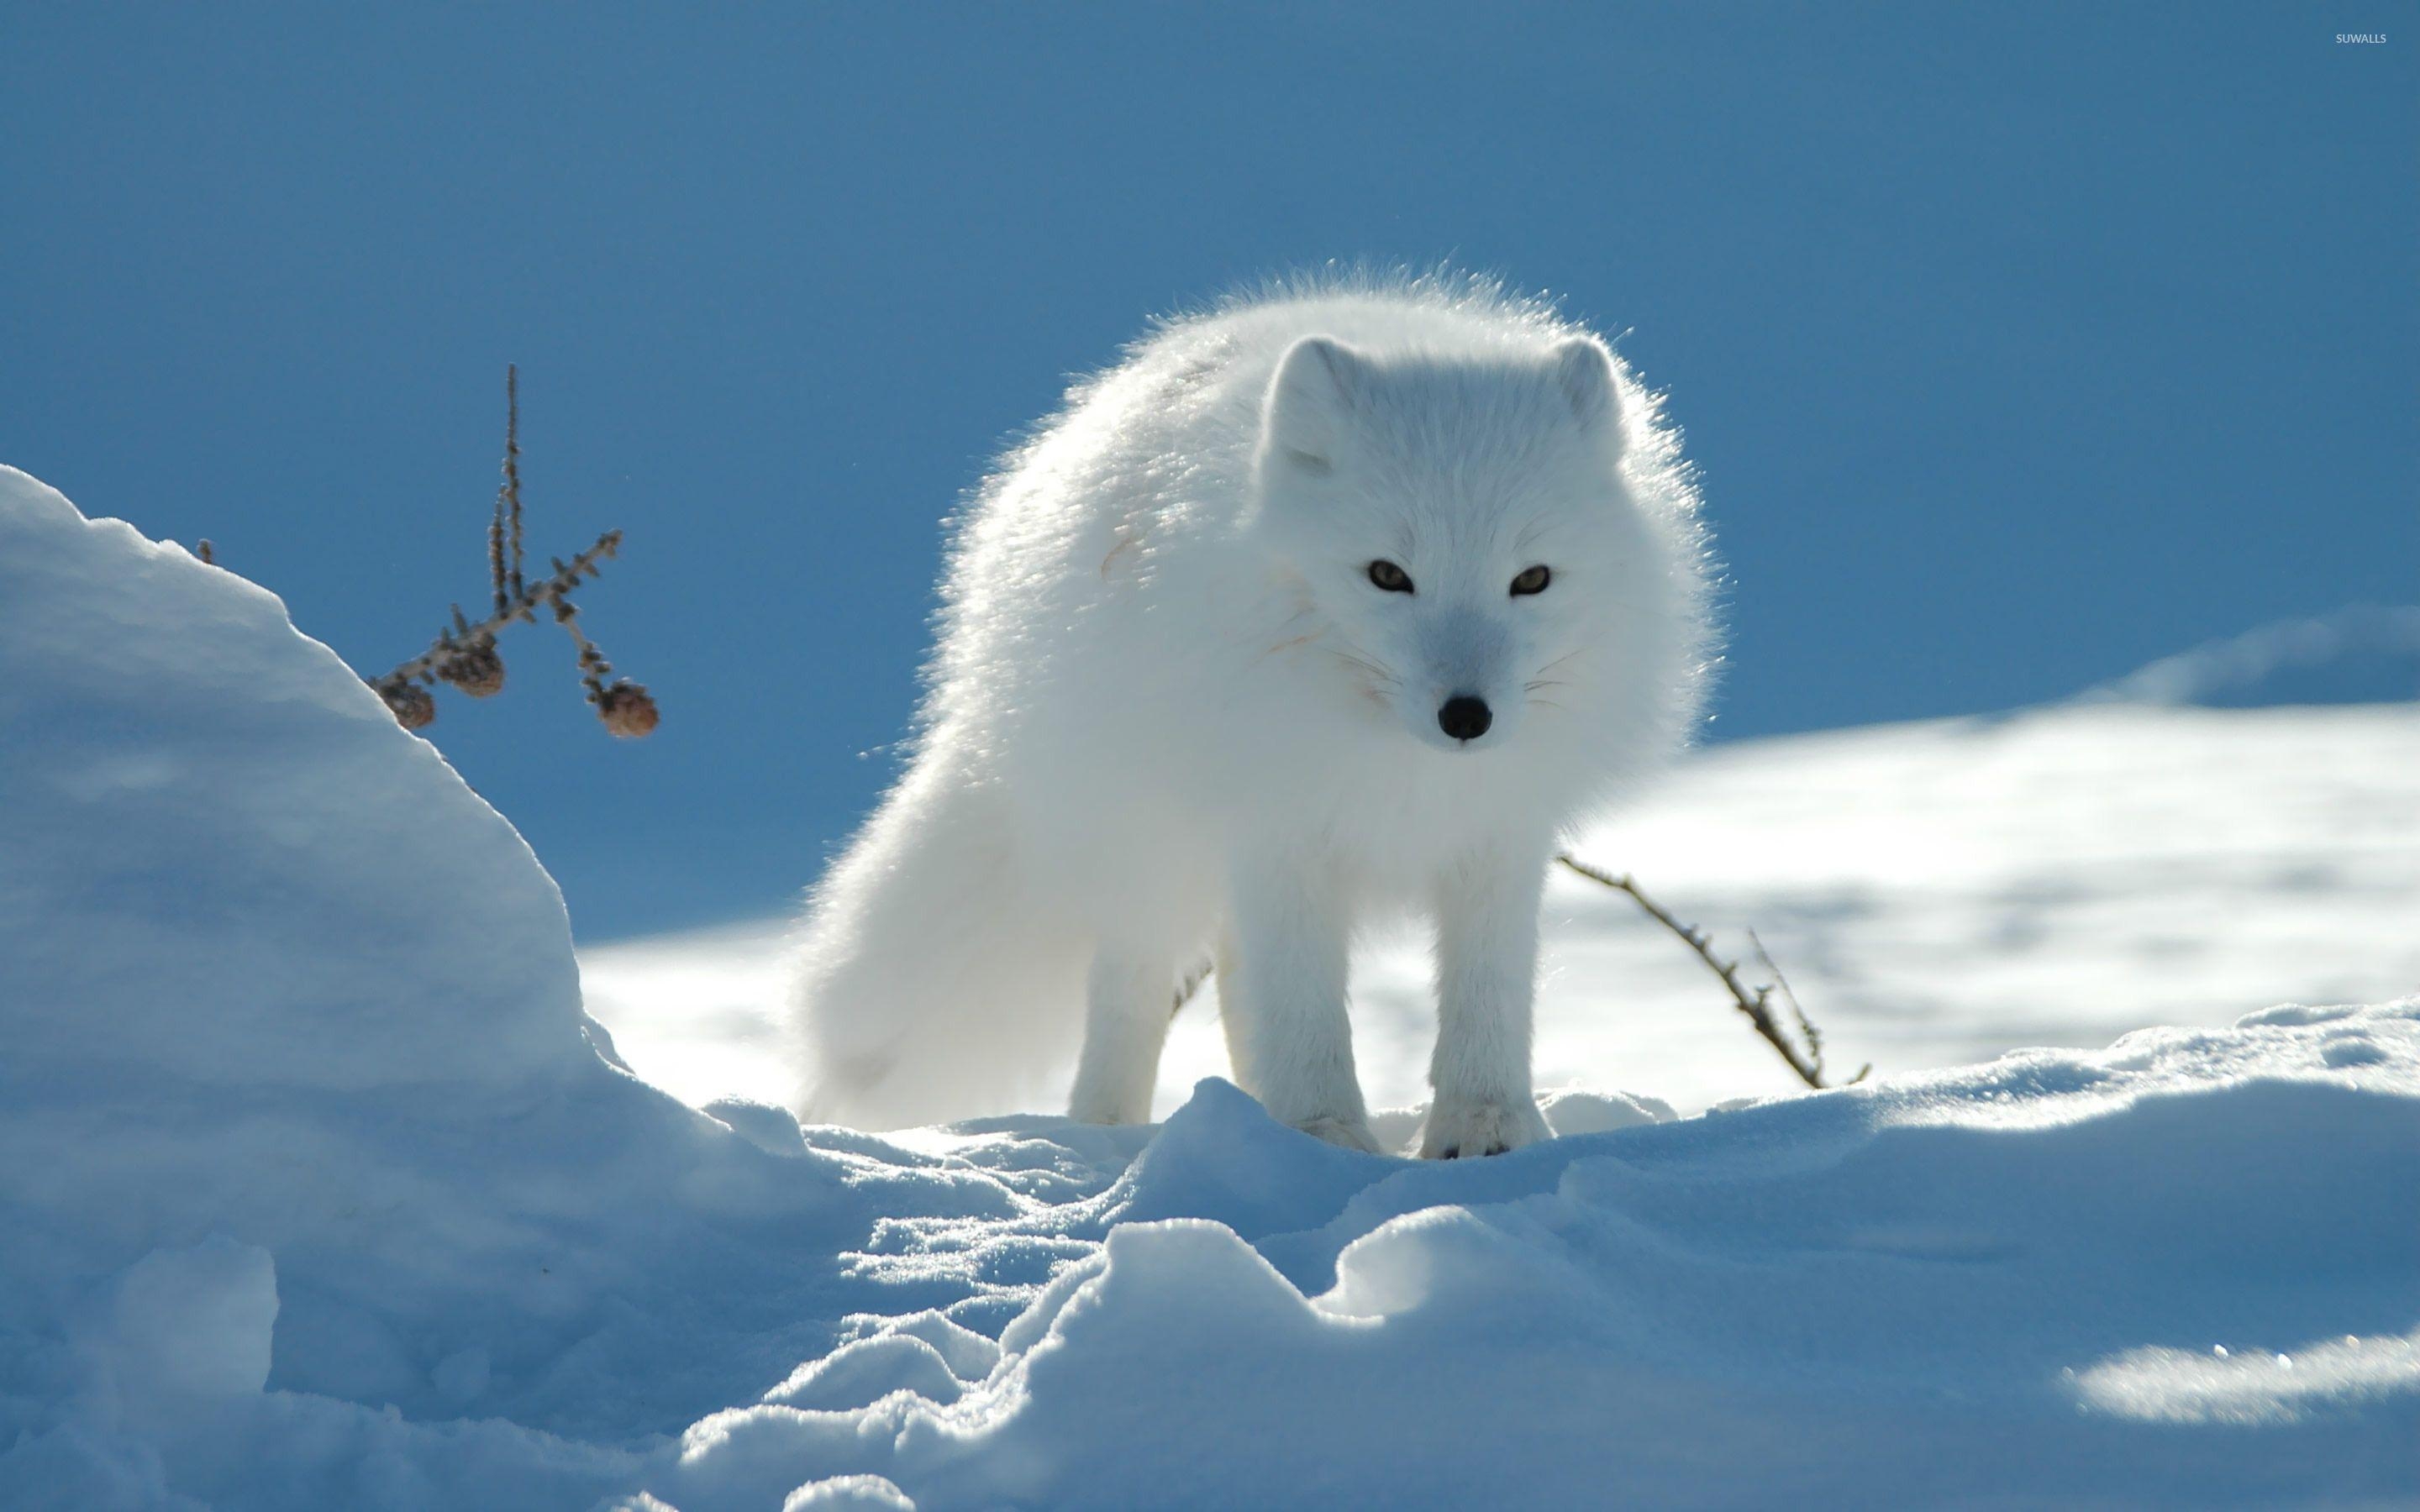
[1420, 1097, 1549, 1159]
[1291, 1112, 1386, 1155]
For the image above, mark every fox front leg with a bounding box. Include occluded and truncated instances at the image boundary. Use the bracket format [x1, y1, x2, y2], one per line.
[1421, 846, 1554, 1158]
[1218, 850, 1383, 1154]
[1068, 947, 1183, 1125]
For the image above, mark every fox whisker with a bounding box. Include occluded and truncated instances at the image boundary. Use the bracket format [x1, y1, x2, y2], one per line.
[1534, 648, 1586, 678]
[1325, 647, 1401, 687]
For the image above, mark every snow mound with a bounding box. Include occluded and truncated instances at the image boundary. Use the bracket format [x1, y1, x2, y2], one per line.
[3, 470, 2414, 1509]
[2080, 604, 2420, 709]
[0, 470, 587, 1095]
[0, 469, 873, 1502]
[652, 1006, 2420, 1509]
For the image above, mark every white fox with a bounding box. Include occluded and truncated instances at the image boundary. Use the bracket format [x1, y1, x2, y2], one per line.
[791, 273, 1714, 1157]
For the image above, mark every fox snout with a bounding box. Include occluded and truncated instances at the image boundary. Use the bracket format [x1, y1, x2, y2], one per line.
[1405, 606, 1518, 749]
[1437, 695, 1492, 743]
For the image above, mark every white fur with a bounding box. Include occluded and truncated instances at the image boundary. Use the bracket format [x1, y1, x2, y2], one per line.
[790, 271, 1717, 1156]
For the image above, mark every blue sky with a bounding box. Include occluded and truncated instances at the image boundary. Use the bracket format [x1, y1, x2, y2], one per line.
[4, 4, 2411, 938]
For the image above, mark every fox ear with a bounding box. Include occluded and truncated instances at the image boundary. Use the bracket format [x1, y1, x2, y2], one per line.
[1551, 337, 1623, 449]
[1260, 334, 1365, 477]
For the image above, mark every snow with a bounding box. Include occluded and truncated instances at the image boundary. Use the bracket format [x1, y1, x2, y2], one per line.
[584, 702, 2420, 1119]
[4, 465, 2417, 1509]
[2077, 604, 2420, 709]
[650, 1027, 2420, 1508]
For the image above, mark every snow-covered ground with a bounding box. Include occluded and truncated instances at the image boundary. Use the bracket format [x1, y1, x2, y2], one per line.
[6, 466, 2416, 1510]
[583, 702, 2420, 1120]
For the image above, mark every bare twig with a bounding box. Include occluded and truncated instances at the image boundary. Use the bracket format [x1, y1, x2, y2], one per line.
[1555, 853, 1867, 1089]
[371, 531, 623, 707]
[1747, 928, 1863, 1084]
[487, 366, 527, 615]
[547, 561, 660, 738]
[503, 365, 524, 601]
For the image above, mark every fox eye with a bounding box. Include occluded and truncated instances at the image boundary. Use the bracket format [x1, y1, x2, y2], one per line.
[1510, 564, 1552, 596]
[1367, 559, 1414, 594]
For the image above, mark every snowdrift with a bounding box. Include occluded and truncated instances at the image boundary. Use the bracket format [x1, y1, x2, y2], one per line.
[3, 467, 2415, 1509]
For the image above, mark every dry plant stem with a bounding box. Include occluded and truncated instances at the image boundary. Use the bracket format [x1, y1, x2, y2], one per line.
[373, 531, 622, 693]
[366, 365, 655, 735]
[505, 366, 525, 600]
[1555, 853, 1867, 1090]
[487, 365, 527, 613]
[545, 554, 658, 736]
[1748, 927, 1865, 1084]
[487, 479, 508, 616]
[551, 583, 618, 700]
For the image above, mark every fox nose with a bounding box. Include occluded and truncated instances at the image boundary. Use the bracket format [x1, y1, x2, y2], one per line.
[1437, 695, 1492, 743]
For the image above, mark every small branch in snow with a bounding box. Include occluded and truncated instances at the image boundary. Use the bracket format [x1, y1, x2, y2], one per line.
[1555, 853, 1868, 1090]
[367, 365, 657, 738]
[1749, 927, 1843, 1084]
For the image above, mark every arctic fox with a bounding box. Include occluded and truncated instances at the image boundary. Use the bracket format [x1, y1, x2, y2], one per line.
[792, 273, 1714, 1158]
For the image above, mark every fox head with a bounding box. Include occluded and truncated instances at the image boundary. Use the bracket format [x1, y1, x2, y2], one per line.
[1250, 331, 1668, 756]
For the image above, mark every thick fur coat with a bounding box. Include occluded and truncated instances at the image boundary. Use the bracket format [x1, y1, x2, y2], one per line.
[792, 273, 1716, 1157]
